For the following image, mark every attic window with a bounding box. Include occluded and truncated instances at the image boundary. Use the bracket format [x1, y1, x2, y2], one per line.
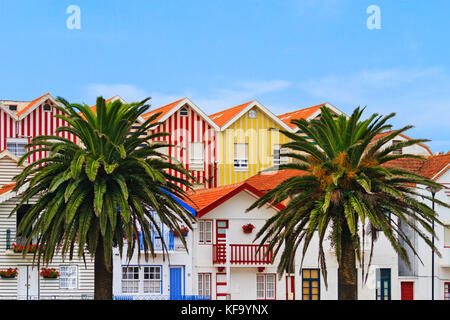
[8, 105, 17, 111]
[180, 107, 188, 116]
[43, 103, 52, 111]
[249, 110, 257, 119]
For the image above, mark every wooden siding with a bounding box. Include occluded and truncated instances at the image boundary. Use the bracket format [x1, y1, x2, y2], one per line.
[0, 157, 23, 186]
[0, 196, 94, 299]
[149, 104, 217, 189]
[216, 107, 290, 186]
[0, 97, 77, 164]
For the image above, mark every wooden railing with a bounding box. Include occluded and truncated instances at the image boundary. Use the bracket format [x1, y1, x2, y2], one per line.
[212, 244, 273, 265]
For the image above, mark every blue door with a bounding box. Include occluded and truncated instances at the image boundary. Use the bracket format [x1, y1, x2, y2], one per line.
[170, 267, 183, 300]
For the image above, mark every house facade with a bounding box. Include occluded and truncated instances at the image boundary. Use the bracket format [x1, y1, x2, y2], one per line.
[0, 151, 95, 300]
[210, 101, 293, 187]
[142, 98, 220, 190]
[0, 93, 77, 164]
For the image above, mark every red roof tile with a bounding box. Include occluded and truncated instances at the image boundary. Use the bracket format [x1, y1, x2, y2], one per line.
[141, 98, 185, 122]
[187, 182, 285, 217]
[245, 169, 307, 193]
[0, 183, 15, 196]
[209, 101, 254, 127]
[278, 104, 325, 129]
[16, 93, 50, 117]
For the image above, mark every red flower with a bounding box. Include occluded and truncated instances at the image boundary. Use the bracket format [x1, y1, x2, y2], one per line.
[0, 268, 18, 278]
[40, 268, 60, 278]
[242, 224, 255, 232]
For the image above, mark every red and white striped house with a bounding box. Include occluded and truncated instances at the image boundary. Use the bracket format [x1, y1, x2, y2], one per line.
[0, 93, 77, 164]
[142, 98, 220, 190]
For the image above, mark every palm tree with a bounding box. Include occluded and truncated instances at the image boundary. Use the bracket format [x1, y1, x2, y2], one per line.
[247, 106, 449, 300]
[11, 97, 195, 300]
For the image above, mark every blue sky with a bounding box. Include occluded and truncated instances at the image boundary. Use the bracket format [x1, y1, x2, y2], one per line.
[0, 0, 449, 152]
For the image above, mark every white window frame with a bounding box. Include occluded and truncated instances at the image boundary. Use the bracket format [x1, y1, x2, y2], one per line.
[198, 220, 213, 244]
[59, 265, 78, 290]
[249, 110, 257, 119]
[273, 144, 288, 166]
[6, 138, 28, 157]
[143, 266, 162, 294]
[122, 266, 140, 294]
[198, 273, 211, 298]
[121, 265, 162, 294]
[189, 142, 204, 170]
[179, 107, 188, 116]
[256, 274, 276, 300]
[233, 143, 248, 170]
[43, 103, 52, 112]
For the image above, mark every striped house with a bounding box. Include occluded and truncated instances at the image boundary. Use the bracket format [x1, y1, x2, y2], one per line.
[209, 100, 293, 187]
[0, 150, 95, 300]
[0, 93, 77, 164]
[141, 98, 220, 190]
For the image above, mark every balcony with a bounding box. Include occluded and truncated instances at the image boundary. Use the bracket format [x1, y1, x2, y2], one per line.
[212, 244, 273, 265]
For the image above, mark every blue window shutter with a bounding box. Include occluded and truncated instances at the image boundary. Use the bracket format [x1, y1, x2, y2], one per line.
[169, 231, 174, 251]
[139, 231, 143, 250]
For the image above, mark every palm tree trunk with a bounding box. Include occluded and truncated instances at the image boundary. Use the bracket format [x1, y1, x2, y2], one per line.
[94, 235, 113, 300]
[338, 237, 357, 300]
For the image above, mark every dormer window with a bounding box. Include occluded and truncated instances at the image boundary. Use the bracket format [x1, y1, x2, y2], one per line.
[43, 103, 52, 112]
[249, 110, 257, 119]
[180, 107, 188, 116]
[8, 105, 17, 111]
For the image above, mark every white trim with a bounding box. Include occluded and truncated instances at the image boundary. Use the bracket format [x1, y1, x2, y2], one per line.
[0, 182, 29, 204]
[306, 103, 347, 121]
[0, 149, 25, 164]
[432, 164, 450, 181]
[154, 98, 220, 131]
[219, 100, 294, 133]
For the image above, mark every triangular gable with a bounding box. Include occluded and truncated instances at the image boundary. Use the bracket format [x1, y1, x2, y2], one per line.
[142, 97, 220, 130]
[0, 92, 62, 121]
[0, 149, 25, 164]
[278, 102, 347, 130]
[210, 100, 294, 132]
[17, 93, 62, 120]
[189, 183, 285, 218]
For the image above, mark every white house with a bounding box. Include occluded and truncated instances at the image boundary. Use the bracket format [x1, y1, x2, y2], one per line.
[0, 150, 95, 300]
[111, 196, 202, 300]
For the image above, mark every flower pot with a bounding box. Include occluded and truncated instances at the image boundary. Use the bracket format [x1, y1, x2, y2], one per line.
[243, 229, 253, 234]
[0, 276, 16, 279]
[42, 276, 59, 279]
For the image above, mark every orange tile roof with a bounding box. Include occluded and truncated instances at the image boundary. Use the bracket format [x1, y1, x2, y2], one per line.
[209, 101, 254, 127]
[141, 98, 185, 122]
[245, 169, 308, 193]
[419, 153, 450, 180]
[382, 153, 450, 181]
[187, 183, 244, 211]
[187, 182, 286, 217]
[16, 93, 50, 116]
[0, 183, 16, 196]
[372, 131, 433, 156]
[278, 103, 326, 129]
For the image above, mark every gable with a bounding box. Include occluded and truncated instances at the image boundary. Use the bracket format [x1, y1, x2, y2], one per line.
[198, 189, 279, 221]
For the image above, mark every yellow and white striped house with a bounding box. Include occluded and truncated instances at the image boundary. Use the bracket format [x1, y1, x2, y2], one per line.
[209, 100, 294, 187]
